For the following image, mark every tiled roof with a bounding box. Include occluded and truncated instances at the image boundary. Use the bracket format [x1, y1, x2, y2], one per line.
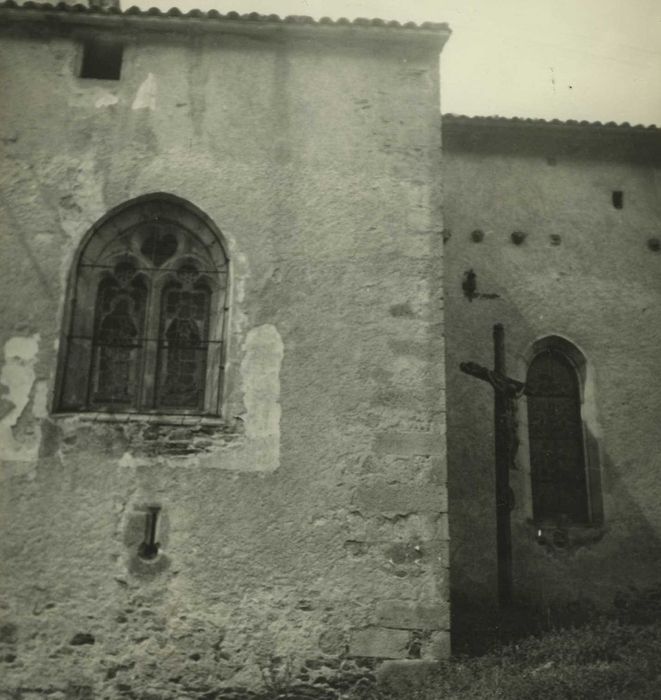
[443, 113, 658, 132]
[0, 0, 450, 34]
[442, 113, 661, 164]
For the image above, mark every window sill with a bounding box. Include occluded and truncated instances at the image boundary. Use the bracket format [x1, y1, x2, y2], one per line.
[529, 520, 606, 550]
[53, 412, 225, 428]
[49, 411, 244, 461]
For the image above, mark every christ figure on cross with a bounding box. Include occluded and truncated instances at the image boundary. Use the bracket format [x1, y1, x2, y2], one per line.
[460, 323, 529, 607]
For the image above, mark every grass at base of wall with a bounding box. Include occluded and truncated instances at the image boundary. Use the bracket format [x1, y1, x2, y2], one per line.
[376, 619, 661, 700]
[241, 619, 661, 699]
[215, 585, 661, 699]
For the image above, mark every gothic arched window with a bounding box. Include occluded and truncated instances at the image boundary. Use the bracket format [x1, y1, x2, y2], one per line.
[526, 345, 590, 524]
[57, 194, 229, 415]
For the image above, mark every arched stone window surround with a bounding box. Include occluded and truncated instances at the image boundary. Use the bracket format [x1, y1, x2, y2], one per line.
[55, 193, 230, 417]
[516, 335, 604, 527]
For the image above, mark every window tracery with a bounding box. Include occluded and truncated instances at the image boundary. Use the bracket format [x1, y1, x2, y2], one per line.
[57, 195, 229, 416]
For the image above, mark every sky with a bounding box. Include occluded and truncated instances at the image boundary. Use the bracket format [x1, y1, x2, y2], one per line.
[136, 0, 661, 125]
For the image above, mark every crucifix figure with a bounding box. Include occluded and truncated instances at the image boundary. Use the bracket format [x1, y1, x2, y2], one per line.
[460, 323, 528, 607]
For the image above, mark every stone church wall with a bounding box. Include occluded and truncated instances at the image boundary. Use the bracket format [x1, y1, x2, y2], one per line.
[443, 116, 661, 611]
[0, 9, 449, 696]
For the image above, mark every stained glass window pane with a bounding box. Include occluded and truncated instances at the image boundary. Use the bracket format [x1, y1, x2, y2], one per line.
[156, 285, 210, 410]
[91, 273, 147, 407]
[140, 225, 178, 267]
[527, 350, 589, 523]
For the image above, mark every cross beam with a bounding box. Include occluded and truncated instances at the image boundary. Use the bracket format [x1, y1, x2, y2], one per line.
[459, 324, 526, 607]
[459, 362, 527, 398]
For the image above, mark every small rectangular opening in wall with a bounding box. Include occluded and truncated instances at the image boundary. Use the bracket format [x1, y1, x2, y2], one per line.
[138, 507, 160, 560]
[612, 190, 624, 209]
[80, 38, 123, 80]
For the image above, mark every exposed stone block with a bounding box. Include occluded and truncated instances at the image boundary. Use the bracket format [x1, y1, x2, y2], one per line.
[354, 481, 448, 515]
[431, 455, 447, 482]
[385, 541, 425, 565]
[374, 430, 446, 457]
[375, 599, 449, 630]
[349, 627, 410, 659]
[435, 512, 449, 539]
[437, 538, 450, 563]
[424, 630, 451, 659]
[318, 628, 347, 655]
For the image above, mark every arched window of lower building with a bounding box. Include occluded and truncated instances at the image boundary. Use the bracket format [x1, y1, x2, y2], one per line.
[56, 193, 229, 416]
[526, 338, 600, 525]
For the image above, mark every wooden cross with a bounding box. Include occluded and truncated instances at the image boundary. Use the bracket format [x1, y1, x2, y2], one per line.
[460, 324, 528, 607]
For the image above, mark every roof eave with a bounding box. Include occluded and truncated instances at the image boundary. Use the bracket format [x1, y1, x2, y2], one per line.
[0, 3, 452, 51]
[442, 113, 658, 132]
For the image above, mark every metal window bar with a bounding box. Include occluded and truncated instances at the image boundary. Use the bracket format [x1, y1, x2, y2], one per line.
[69, 335, 224, 345]
[79, 263, 226, 275]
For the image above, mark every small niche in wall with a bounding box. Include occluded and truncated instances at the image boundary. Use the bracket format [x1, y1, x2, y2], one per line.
[80, 38, 123, 80]
[138, 507, 160, 561]
[612, 191, 624, 209]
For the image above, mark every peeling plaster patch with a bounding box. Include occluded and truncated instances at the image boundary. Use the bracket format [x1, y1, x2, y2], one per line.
[138, 324, 284, 472]
[95, 92, 119, 108]
[1, 336, 39, 427]
[32, 380, 49, 419]
[0, 334, 42, 463]
[103, 325, 283, 472]
[132, 73, 157, 111]
[11, 151, 106, 294]
[118, 452, 150, 469]
[38, 152, 107, 245]
[230, 253, 251, 344]
[240, 324, 283, 468]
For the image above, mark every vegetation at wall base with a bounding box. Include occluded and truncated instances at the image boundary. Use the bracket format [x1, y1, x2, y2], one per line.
[251, 585, 661, 700]
[242, 620, 661, 700]
[380, 619, 661, 699]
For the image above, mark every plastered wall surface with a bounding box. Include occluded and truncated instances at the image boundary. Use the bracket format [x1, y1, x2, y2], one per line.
[0, 18, 448, 697]
[443, 123, 661, 609]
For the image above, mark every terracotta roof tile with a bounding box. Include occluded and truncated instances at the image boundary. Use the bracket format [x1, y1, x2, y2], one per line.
[0, 0, 450, 33]
[442, 113, 661, 164]
[443, 113, 658, 131]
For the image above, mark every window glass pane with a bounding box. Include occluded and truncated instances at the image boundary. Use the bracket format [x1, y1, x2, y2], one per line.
[156, 284, 210, 410]
[91, 269, 147, 407]
[527, 350, 588, 523]
[140, 225, 179, 267]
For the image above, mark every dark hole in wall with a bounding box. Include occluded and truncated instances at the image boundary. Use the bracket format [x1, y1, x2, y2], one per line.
[612, 191, 624, 209]
[138, 508, 160, 560]
[80, 39, 123, 80]
[462, 269, 477, 301]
